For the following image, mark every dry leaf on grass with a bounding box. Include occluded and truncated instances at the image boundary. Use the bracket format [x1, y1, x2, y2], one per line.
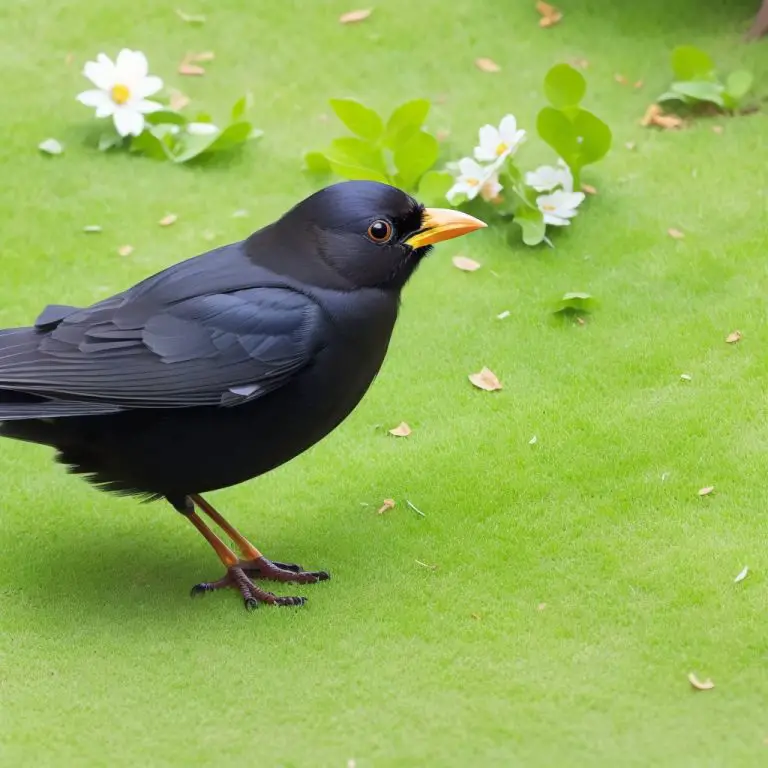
[117, 244, 134, 257]
[712, 125, 724, 134]
[734, 566, 749, 583]
[178, 60, 205, 76]
[726, 330, 742, 344]
[436, 129, 450, 142]
[614, 73, 628, 85]
[667, 228, 685, 239]
[529, 435, 538, 445]
[698, 486, 715, 496]
[176, 8, 206, 24]
[470, 612, 481, 620]
[641, 104, 684, 130]
[680, 373, 692, 381]
[388, 422, 412, 437]
[569, 58, 589, 69]
[536, 1, 562, 27]
[377, 498, 395, 514]
[469, 367, 502, 392]
[452, 255, 481, 272]
[169, 89, 190, 111]
[634, 80, 644, 89]
[581, 184, 597, 195]
[159, 213, 178, 227]
[65, 52, 74, 66]
[178, 51, 215, 76]
[340, 9, 372, 23]
[537, 602, 547, 611]
[625, 141, 636, 150]
[475, 57, 500, 73]
[688, 672, 715, 691]
[83, 225, 102, 233]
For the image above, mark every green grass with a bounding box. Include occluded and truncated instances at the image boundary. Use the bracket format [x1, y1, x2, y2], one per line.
[2, 0, 768, 765]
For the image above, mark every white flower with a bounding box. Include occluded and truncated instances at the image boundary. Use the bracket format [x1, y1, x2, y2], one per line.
[536, 189, 585, 226]
[526, 158, 574, 193]
[474, 114, 526, 163]
[76, 49, 163, 137]
[187, 122, 220, 136]
[446, 158, 503, 204]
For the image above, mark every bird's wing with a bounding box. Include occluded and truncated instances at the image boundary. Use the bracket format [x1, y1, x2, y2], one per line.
[0, 284, 326, 416]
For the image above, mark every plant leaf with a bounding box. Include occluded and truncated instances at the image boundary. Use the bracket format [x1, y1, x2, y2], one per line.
[670, 80, 725, 107]
[171, 121, 254, 163]
[327, 137, 387, 174]
[514, 206, 547, 246]
[571, 109, 612, 166]
[536, 106, 579, 164]
[329, 98, 383, 141]
[145, 110, 188, 126]
[303, 150, 332, 173]
[544, 63, 586, 108]
[671, 45, 715, 81]
[384, 99, 430, 148]
[393, 130, 439, 189]
[417, 170, 454, 206]
[130, 129, 174, 161]
[555, 291, 594, 314]
[231, 93, 253, 122]
[725, 70, 753, 102]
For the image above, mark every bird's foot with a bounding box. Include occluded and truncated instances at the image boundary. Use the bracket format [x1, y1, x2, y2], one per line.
[190, 565, 309, 609]
[240, 555, 331, 584]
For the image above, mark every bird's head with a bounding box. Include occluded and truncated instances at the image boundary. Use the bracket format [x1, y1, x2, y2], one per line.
[280, 181, 486, 291]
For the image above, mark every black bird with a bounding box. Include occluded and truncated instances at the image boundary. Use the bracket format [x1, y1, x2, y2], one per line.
[0, 181, 485, 609]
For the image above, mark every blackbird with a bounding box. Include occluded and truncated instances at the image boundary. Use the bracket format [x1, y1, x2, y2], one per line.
[0, 181, 485, 609]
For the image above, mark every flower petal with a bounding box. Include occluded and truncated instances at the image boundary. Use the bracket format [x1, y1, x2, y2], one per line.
[474, 124, 500, 161]
[83, 57, 115, 90]
[498, 114, 518, 142]
[135, 99, 163, 114]
[458, 157, 485, 177]
[113, 107, 145, 137]
[76, 89, 110, 108]
[116, 49, 148, 82]
[543, 212, 570, 226]
[134, 75, 163, 99]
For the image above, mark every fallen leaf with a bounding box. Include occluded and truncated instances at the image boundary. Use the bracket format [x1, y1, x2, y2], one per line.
[452, 255, 481, 272]
[191, 51, 215, 62]
[688, 672, 715, 691]
[634, 80, 644, 89]
[625, 141, 636, 150]
[38, 138, 64, 155]
[436, 129, 450, 142]
[536, 1, 562, 27]
[581, 183, 597, 195]
[117, 244, 134, 257]
[537, 602, 547, 611]
[178, 60, 205, 76]
[176, 8, 206, 23]
[680, 373, 692, 381]
[83, 225, 102, 233]
[388, 421, 411, 437]
[575, 316, 586, 326]
[470, 612, 481, 620]
[734, 566, 749, 583]
[667, 228, 685, 239]
[159, 213, 178, 227]
[339, 9, 372, 23]
[469, 367, 502, 392]
[169, 89, 190, 111]
[614, 73, 628, 85]
[712, 125, 724, 134]
[178, 51, 214, 76]
[496, 310, 510, 320]
[661, 471, 671, 482]
[65, 52, 74, 66]
[569, 58, 589, 69]
[726, 330, 742, 344]
[529, 435, 538, 445]
[641, 104, 684, 130]
[377, 498, 395, 514]
[475, 57, 501, 73]
[698, 486, 715, 496]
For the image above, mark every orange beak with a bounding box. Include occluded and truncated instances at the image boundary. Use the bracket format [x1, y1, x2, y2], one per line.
[405, 208, 487, 249]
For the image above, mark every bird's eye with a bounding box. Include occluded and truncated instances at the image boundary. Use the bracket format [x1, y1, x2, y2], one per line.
[367, 219, 393, 243]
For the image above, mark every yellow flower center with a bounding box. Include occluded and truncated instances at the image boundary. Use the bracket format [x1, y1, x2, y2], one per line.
[110, 84, 131, 105]
[495, 141, 509, 156]
[541, 204, 556, 211]
[467, 177, 480, 187]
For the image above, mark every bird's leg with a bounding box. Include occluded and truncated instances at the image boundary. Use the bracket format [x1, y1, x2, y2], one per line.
[190, 494, 330, 585]
[174, 496, 308, 609]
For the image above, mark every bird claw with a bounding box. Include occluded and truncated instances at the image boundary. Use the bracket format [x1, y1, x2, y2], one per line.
[239, 555, 331, 584]
[190, 565, 309, 609]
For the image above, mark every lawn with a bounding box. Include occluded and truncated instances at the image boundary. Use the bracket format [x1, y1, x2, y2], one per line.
[2, 1, 768, 765]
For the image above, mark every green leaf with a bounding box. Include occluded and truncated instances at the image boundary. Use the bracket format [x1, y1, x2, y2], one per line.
[657, 90, 689, 104]
[171, 121, 253, 163]
[544, 63, 587, 108]
[536, 106, 580, 164]
[514, 206, 546, 246]
[231, 93, 253, 122]
[145, 110, 188, 126]
[394, 130, 439, 189]
[329, 98, 384, 141]
[303, 151, 332, 173]
[97, 129, 124, 151]
[725, 70, 753, 102]
[555, 291, 595, 314]
[669, 80, 725, 106]
[327, 160, 389, 183]
[384, 99, 431, 148]
[416, 170, 453, 205]
[671, 45, 715, 81]
[571, 109, 612, 166]
[327, 137, 387, 174]
[130, 129, 174, 161]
